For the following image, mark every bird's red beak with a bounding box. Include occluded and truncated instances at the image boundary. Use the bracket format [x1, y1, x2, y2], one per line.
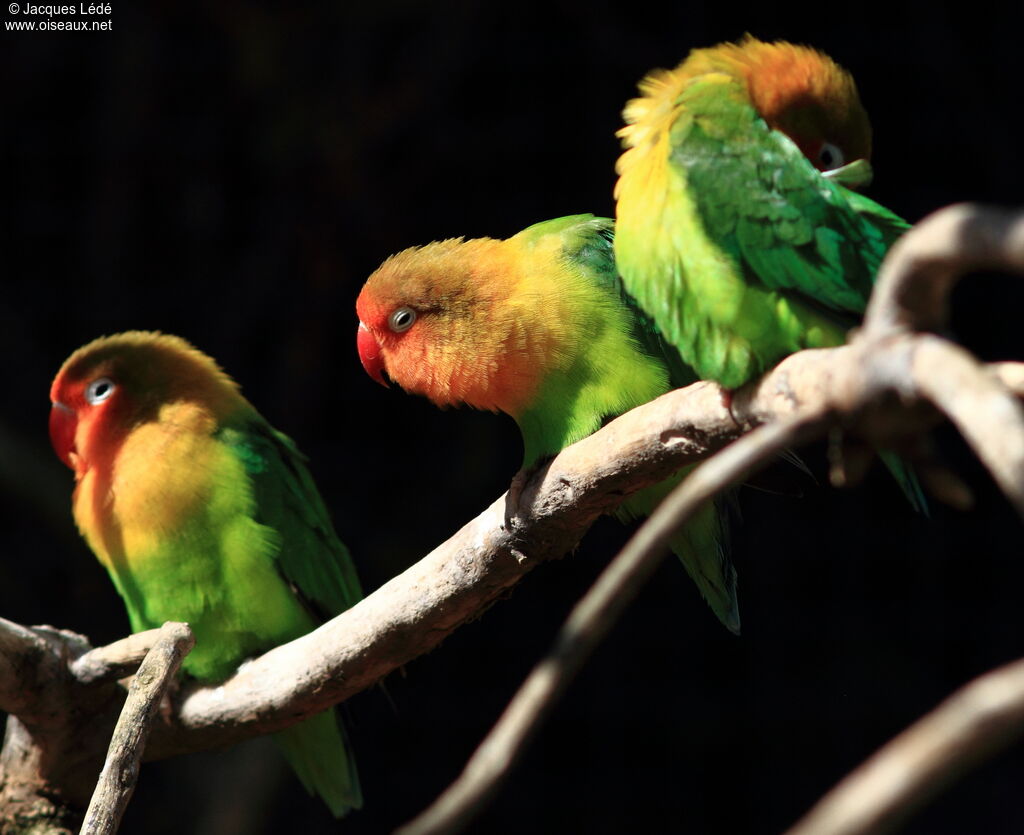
[49, 401, 78, 470]
[357, 321, 388, 387]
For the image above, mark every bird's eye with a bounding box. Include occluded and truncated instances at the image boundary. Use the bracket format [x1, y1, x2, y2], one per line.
[817, 142, 845, 171]
[85, 377, 116, 405]
[388, 306, 417, 333]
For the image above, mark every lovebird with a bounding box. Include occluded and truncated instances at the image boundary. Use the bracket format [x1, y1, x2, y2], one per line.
[614, 36, 924, 508]
[48, 331, 362, 817]
[356, 214, 740, 632]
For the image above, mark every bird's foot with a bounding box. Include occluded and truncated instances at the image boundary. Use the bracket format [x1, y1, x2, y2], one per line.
[504, 467, 531, 529]
[503, 457, 553, 529]
[720, 387, 741, 426]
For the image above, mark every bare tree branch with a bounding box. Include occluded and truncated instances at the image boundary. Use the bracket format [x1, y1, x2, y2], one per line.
[3, 201, 1023, 834]
[397, 413, 830, 835]
[785, 657, 1024, 835]
[80, 623, 194, 835]
[149, 347, 1024, 760]
[0, 617, 53, 715]
[395, 202, 1024, 833]
[911, 336, 1024, 512]
[864, 204, 1024, 335]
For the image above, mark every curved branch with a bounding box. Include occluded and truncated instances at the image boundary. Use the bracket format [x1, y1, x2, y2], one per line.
[864, 203, 1024, 335]
[397, 413, 830, 835]
[912, 337, 1024, 512]
[139, 346, 1024, 759]
[6, 203, 1024, 831]
[785, 658, 1024, 835]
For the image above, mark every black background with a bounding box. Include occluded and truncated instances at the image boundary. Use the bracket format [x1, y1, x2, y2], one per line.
[3, 2, 1024, 833]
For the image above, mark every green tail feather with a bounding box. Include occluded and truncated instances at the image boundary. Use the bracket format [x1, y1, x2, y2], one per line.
[275, 709, 362, 818]
[879, 451, 929, 516]
[618, 473, 740, 634]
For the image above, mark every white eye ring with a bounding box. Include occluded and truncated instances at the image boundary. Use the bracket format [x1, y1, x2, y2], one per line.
[85, 377, 116, 405]
[388, 306, 417, 333]
[818, 142, 845, 171]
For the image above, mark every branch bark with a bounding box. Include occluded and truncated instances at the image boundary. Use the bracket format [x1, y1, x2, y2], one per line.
[70, 629, 170, 687]
[785, 658, 1024, 835]
[79, 623, 194, 835]
[394, 202, 1024, 833]
[0, 618, 55, 715]
[864, 203, 1024, 335]
[397, 413, 831, 835]
[152, 345, 1024, 760]
[2, 202, 1022, 834]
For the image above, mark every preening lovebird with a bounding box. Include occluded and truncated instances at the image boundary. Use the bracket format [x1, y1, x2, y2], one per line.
[49, 331, 362, 817]
[615, 35, 925, 510]
[356, 214, 740, 633]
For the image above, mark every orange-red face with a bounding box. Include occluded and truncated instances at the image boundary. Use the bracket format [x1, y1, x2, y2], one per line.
[354, 247, 492, 408]
[49, 352, 135, 477]
[355, 239, 543, 415]
[48, 332, 237, 478]
[355, 286, 419, 389]
[354, 253, 441, 397]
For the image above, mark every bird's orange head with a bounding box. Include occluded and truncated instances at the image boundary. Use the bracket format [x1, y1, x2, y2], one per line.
[49, 331, 243, 478]
[355, 236, 555, 417]
[692, 35, 872, 169]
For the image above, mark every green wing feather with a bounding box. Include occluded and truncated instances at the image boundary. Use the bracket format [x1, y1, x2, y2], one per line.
[618, 75, 923, 513]
[619, 472, 739, 634]
[517, 215, 739, 630]
[678, 77, 902, 319]
[680, 85, 924, 512]
[218, 419, 363, 816]
[617, 74, 914, 389]
[223, 422, 363, 616]
[529, 214, 698, 389]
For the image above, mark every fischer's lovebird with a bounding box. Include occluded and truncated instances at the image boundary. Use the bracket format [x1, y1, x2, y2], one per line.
[355, 214, 740, 632]
[615, 36, 924, 509]
[49, 331, 362, 817]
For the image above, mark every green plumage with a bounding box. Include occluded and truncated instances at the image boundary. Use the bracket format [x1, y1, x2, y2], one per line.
[615, 45, 925, 512]
[506, 217, 740, 632]
[51, 332, 362, 817]
[618, 77, 908, 388]
[214, 421, 362, 818]
[358, 214, 739, 630]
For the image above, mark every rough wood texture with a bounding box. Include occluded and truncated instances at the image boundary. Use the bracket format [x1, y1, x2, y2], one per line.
[70, 629, 168, 687]
[79, 623, 194, 835]
[396, 202, 1024, 833]
[397, 415, 830, 835]
[1, 624, 114, 834]
[1, 203, 1022, 833]
[786, 658, 1024, 835]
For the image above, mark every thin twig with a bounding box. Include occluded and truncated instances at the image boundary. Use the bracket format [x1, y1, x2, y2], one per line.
[79, 622, 194, 835]
[397, 412, 830, 835]
[786, 657, 1024, 835]
[71, 628, 168, 686]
